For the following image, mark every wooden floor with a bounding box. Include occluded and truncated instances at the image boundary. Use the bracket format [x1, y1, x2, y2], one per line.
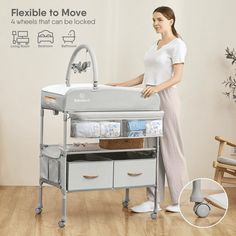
[0, 186, 235, 236]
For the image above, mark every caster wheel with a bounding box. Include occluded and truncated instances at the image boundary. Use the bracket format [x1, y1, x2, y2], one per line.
[58, 220, 66, 228]
[194, 203, 211, 218]
[122, 201, 129, 208]
[151, 212, 157, 219]
[35, 208, 42, 215]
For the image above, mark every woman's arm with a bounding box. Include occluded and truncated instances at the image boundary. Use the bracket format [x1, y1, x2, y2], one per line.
[109, 74, 144, 87]
[142, 64, 184, 98]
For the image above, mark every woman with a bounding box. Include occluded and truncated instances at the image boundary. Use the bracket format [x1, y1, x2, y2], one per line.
[110, 6, 188, 213]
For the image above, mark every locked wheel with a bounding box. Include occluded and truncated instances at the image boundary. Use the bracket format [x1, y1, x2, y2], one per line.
[194, 203, 211, 218]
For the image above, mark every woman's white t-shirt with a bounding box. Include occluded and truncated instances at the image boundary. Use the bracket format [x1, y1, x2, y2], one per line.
[143, 38, 187, 86]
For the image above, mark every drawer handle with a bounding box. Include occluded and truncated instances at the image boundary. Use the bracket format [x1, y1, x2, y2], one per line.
[127, 172, 143, 177]
[83, 175, 98, 179]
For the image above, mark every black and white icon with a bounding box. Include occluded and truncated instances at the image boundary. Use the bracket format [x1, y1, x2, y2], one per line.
[62, 30, 75, 44]
[12, 31, 29, 45]
[38, 30, 54, 44]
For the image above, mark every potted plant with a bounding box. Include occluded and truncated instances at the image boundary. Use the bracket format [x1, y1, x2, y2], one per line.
[223, 47, 236, 102]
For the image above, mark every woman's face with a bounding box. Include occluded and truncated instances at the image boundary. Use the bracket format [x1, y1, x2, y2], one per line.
[152, 12, 173, 34]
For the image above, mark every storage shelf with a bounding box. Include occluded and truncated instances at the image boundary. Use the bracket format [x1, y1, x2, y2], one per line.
[42, 144, 156, 158]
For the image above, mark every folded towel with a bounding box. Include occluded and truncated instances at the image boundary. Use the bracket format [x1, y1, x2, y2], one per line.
[72, 121, 100, 137]
[146, 120, 162, 136]
[127, 120, 146, 131]
[100, 122, 120, 137]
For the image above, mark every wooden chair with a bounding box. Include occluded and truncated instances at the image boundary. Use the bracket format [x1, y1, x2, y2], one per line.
[213, 136, 236, 185]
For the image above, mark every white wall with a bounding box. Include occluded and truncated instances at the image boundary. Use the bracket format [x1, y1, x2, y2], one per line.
[179, 0, 236, 178]
[0, 0, 235, 185]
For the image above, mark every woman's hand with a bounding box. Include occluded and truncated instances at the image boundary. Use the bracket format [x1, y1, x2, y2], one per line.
[106, 74, 144, 87]
[142, 86, 159, 98]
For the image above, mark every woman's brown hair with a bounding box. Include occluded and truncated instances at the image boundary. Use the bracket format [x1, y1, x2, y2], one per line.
[153, 6, 179, 38]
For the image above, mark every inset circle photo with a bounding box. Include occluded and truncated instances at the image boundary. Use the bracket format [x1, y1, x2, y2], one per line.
[178, 178, 228, 228]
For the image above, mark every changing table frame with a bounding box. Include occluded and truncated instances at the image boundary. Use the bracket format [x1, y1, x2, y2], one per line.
[35, 108, 164, 228]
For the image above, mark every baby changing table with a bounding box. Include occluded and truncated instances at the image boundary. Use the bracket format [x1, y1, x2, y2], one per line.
[35, 44, 165, 227]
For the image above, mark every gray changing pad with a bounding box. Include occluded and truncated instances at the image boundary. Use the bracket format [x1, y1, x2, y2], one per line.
[41, 83, 162, 112]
